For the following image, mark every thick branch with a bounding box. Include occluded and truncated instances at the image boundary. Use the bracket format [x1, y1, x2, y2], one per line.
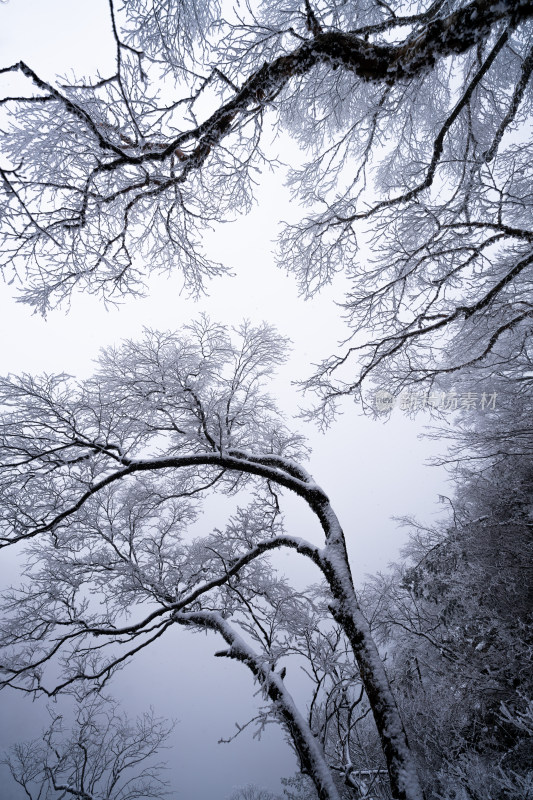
[0, 452, 329, 548]
[176, 610, 342, 800]
[4, 0, 529, 176]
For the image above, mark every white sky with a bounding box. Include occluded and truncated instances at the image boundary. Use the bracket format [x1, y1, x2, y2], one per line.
[0, 2, 450, 798]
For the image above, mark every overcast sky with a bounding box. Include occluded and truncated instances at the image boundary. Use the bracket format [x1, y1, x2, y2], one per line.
[0, 3, 450, 798]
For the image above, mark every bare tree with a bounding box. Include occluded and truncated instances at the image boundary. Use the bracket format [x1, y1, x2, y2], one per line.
[0, 320, 423, 800]
[228, 785, 282, 800]
[3, 695, 172, 800]
[0, 0, 531, 411]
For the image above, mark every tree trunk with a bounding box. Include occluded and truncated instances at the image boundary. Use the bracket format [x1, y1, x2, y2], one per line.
[315, 496, 425, 800]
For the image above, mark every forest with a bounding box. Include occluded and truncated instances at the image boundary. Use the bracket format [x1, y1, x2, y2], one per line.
[0, 1, 531, 799]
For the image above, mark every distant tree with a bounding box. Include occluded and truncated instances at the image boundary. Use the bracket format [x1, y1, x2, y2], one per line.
[2, 695, 172, 800]
[0, 0, 532, 411]
[228, 785, 282, 800]
[280, 773, 319, 800]
[0, 320, 423, 800]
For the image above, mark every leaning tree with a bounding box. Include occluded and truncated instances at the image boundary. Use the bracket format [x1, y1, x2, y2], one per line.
[0, 0, 532, 411]
[0, 320, 424, 800]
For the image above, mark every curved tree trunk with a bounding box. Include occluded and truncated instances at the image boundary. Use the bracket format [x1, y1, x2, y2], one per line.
[304, 488, 425, 800]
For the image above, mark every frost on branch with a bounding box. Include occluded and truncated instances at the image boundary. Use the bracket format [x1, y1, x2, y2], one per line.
[0, 319, 424, 800]
[3, 695, 173, 800]
[1, 0, 532, 348]
[360, 398, 533, 798]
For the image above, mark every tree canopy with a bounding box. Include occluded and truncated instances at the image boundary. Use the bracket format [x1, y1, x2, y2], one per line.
[0, 320, 423, 800]
[1, 0, 532, 411]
